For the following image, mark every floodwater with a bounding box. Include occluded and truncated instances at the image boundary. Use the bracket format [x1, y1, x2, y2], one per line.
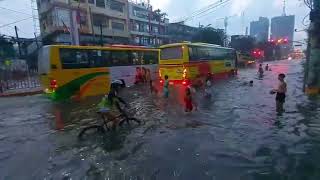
[1, 60, 320, 180]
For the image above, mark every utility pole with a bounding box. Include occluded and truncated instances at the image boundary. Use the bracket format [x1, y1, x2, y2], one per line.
[14, 26, 22, 57]
[305, 0, 320, 94]
[100, 24, 103, 46]
[34, 33, 39, 49]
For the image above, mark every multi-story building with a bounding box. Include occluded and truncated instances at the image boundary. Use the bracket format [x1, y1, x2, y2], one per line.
[37, 0, 130, 45]
[250, 17, 269, 42]
[167, 22, 198, 43]
[128, 1, 169, 46]
[271, 15, 295, 57]
[271, 15, 295, 46]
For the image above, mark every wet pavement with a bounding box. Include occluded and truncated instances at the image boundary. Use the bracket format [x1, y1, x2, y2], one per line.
[1, 60, 320, 180]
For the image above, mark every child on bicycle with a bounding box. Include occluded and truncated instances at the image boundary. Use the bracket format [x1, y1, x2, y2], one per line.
[98, 86, 128, 129]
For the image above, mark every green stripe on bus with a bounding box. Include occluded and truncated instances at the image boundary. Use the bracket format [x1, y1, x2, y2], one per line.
[52, 72, 109, 101]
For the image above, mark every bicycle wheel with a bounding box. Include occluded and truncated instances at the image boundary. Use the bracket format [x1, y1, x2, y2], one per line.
[78, 125, 105, 139]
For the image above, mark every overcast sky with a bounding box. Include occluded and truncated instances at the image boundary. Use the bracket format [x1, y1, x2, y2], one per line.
[0, 0, 310, 41]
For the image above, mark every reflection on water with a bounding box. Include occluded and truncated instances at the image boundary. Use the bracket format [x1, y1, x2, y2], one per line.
[1, 60, 320, 179]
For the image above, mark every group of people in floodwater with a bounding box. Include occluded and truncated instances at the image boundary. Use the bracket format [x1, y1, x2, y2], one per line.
[161, 63, 287, 115]
[98, 63, 288, 129]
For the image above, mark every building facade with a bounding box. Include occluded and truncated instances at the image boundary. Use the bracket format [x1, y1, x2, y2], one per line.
[271, 15, 295, 57]
[167, 22, 198, 43]
[271, 15, 295, 45]
[128, 1, 169, 46]
[250, 17, 269, 42]
[37, 0, 130, 45]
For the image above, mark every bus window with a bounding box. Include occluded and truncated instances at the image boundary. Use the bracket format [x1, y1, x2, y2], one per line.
[88, 50, 100, 68]
[60, 49, 90, 69]
[143, 51, 158, 64]
[111, 51, 131, 66]
[161, 47, 183, 60]
[131, 51, 143, 65]
[98, 51, 112, 67]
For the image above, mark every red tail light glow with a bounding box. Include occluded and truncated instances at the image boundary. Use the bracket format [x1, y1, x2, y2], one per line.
[160, 79, 164, 84]
[50, 79, 58, 89]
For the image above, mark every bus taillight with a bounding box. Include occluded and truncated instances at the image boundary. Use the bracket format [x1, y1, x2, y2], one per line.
[182, 80, 190, 86]
[50, 79, 58, 90]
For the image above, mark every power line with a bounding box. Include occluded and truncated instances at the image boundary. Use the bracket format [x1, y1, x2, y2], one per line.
[0, 6, 33, 16]
[0, 17, 34, 28]
[178, 0, 233, 23]
[173, 0, 232, 23]
[174, 0, 223, 22]
[196, 1, 233, 20]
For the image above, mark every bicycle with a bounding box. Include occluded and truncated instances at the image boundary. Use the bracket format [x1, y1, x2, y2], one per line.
[78, 109, 141, 139]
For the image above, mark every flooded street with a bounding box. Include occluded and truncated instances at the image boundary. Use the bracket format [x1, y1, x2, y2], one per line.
[1, 60, 320, 180]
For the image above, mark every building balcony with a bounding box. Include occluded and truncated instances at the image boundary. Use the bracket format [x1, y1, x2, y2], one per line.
[130, 30, 168, 38]
[92, 26, 130, 38]
[129, 15, 167, 26]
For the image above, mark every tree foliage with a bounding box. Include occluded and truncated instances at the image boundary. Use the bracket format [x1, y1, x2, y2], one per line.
[0, 35, 15, 58]
[192, 27, 225, 46]
[230, 36, 255, 53]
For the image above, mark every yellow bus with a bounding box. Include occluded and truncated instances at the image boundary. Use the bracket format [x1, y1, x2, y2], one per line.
[38, 45, 159, 101]
[237, 52, 255, 66]
[159, 42, 237, 86]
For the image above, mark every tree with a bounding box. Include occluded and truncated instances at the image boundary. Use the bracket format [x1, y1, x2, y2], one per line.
[192, 27, 225, 46]
[230, 35, 256, 53]
[0, 35, 15, 58]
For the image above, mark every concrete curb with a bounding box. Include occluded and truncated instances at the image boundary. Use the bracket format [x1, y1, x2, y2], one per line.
[0, 90, 43, 97]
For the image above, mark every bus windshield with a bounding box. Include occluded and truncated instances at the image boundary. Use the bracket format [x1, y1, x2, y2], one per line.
[160, 46, 183, 60]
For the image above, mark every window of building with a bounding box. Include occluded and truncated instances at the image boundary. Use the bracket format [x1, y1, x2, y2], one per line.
[134, 23, 139, 31]
[92, 14, 108, 26]
[160, 46, 183, 60]
[110, 0, 124, 12]
[96, 0, 105, 8]
[134, 36, 140, 44]
[133, 7, 148, 19]
[111, 51, 131, 66]
[153, 26, 159, 33]
[112, 22, 125, 31]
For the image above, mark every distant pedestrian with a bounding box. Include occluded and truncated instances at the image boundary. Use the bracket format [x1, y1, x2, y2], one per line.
[258, 64, 264, 77]
[270, 73, 287, 114]
[265, 64, 269, 71]
[204, 78, 212, 98]
[163, 75, 169, 98]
